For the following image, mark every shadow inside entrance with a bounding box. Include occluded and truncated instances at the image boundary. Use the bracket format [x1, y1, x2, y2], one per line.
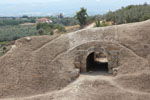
[86, 52, 109, 74]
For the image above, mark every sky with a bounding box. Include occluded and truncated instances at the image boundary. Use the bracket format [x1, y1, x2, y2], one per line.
[0, 0, 150, 16]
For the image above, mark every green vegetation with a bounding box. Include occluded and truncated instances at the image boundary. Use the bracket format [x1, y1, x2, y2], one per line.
[87, 16, 96, 24]
[95, 19, 101, 27]
[50, 17, 79, 26]
[103, 4, 150, 24]
[0, 4, 149, 57]
[0, 41, 9, 45]
[36, 23, 54, 35]
[0, 25, 37, 42]
[0, 3, 149, 43]
[0, 22, 67, 56]
[36, 23, 66, 35]
[0, 46, 9, 56]
[0, 23, 67, 42]
[76, 8, 88, 27]
[55, 24, 66, 33]
[0, 41, 10, 56]
[95, 20, 110, 27]
[0, 17, 36, 26]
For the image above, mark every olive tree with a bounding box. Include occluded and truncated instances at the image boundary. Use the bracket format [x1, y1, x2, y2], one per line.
[76, 8, 88, 27]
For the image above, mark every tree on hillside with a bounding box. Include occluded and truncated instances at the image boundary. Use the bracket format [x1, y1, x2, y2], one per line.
[76, 8, 88, 27]
[103, 4, 150, 24]
[22, 15, 29, 18]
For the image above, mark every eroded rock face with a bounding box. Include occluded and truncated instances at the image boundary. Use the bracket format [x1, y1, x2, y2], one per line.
[0, 20, 150, 99]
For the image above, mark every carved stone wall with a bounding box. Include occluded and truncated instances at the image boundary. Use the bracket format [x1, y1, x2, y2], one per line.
[74, 41, 121, 74]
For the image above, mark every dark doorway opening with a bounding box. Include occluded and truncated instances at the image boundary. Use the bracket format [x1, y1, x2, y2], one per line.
[86, 52, 108, 72]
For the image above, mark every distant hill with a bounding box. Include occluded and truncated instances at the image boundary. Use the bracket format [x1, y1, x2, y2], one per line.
[103, 3, 150, 24]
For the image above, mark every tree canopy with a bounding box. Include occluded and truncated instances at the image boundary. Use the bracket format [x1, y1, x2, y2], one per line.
[76, 8, 88, 27]
[103, 4, 150, 24]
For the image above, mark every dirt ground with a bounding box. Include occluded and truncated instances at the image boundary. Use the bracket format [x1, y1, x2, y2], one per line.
[0, 20, 150, 100]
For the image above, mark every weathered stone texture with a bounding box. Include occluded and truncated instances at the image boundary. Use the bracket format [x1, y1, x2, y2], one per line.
[0, 20, 150, 99]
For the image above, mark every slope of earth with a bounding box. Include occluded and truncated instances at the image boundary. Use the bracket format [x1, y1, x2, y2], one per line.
[3, 72, 150, 100]
[0, 20, 150, 100]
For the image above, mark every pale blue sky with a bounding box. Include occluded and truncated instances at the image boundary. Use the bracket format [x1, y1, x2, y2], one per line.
[0, 0, 150, 16]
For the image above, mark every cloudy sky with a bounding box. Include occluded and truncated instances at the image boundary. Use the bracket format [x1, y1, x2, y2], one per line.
[0, 0, 150, 16]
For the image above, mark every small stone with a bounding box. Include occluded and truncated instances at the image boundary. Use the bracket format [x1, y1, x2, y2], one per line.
[25, 37, 31, 41]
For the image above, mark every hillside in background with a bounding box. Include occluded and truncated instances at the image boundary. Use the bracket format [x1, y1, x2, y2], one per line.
[0, 3, 150, 57]
[0, 4, 150, 43]
[103, 4, 150, 24]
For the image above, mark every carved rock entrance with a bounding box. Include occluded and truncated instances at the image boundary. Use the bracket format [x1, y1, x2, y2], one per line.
[86, 52, 109, 73]
[74, 42, 120, 74]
